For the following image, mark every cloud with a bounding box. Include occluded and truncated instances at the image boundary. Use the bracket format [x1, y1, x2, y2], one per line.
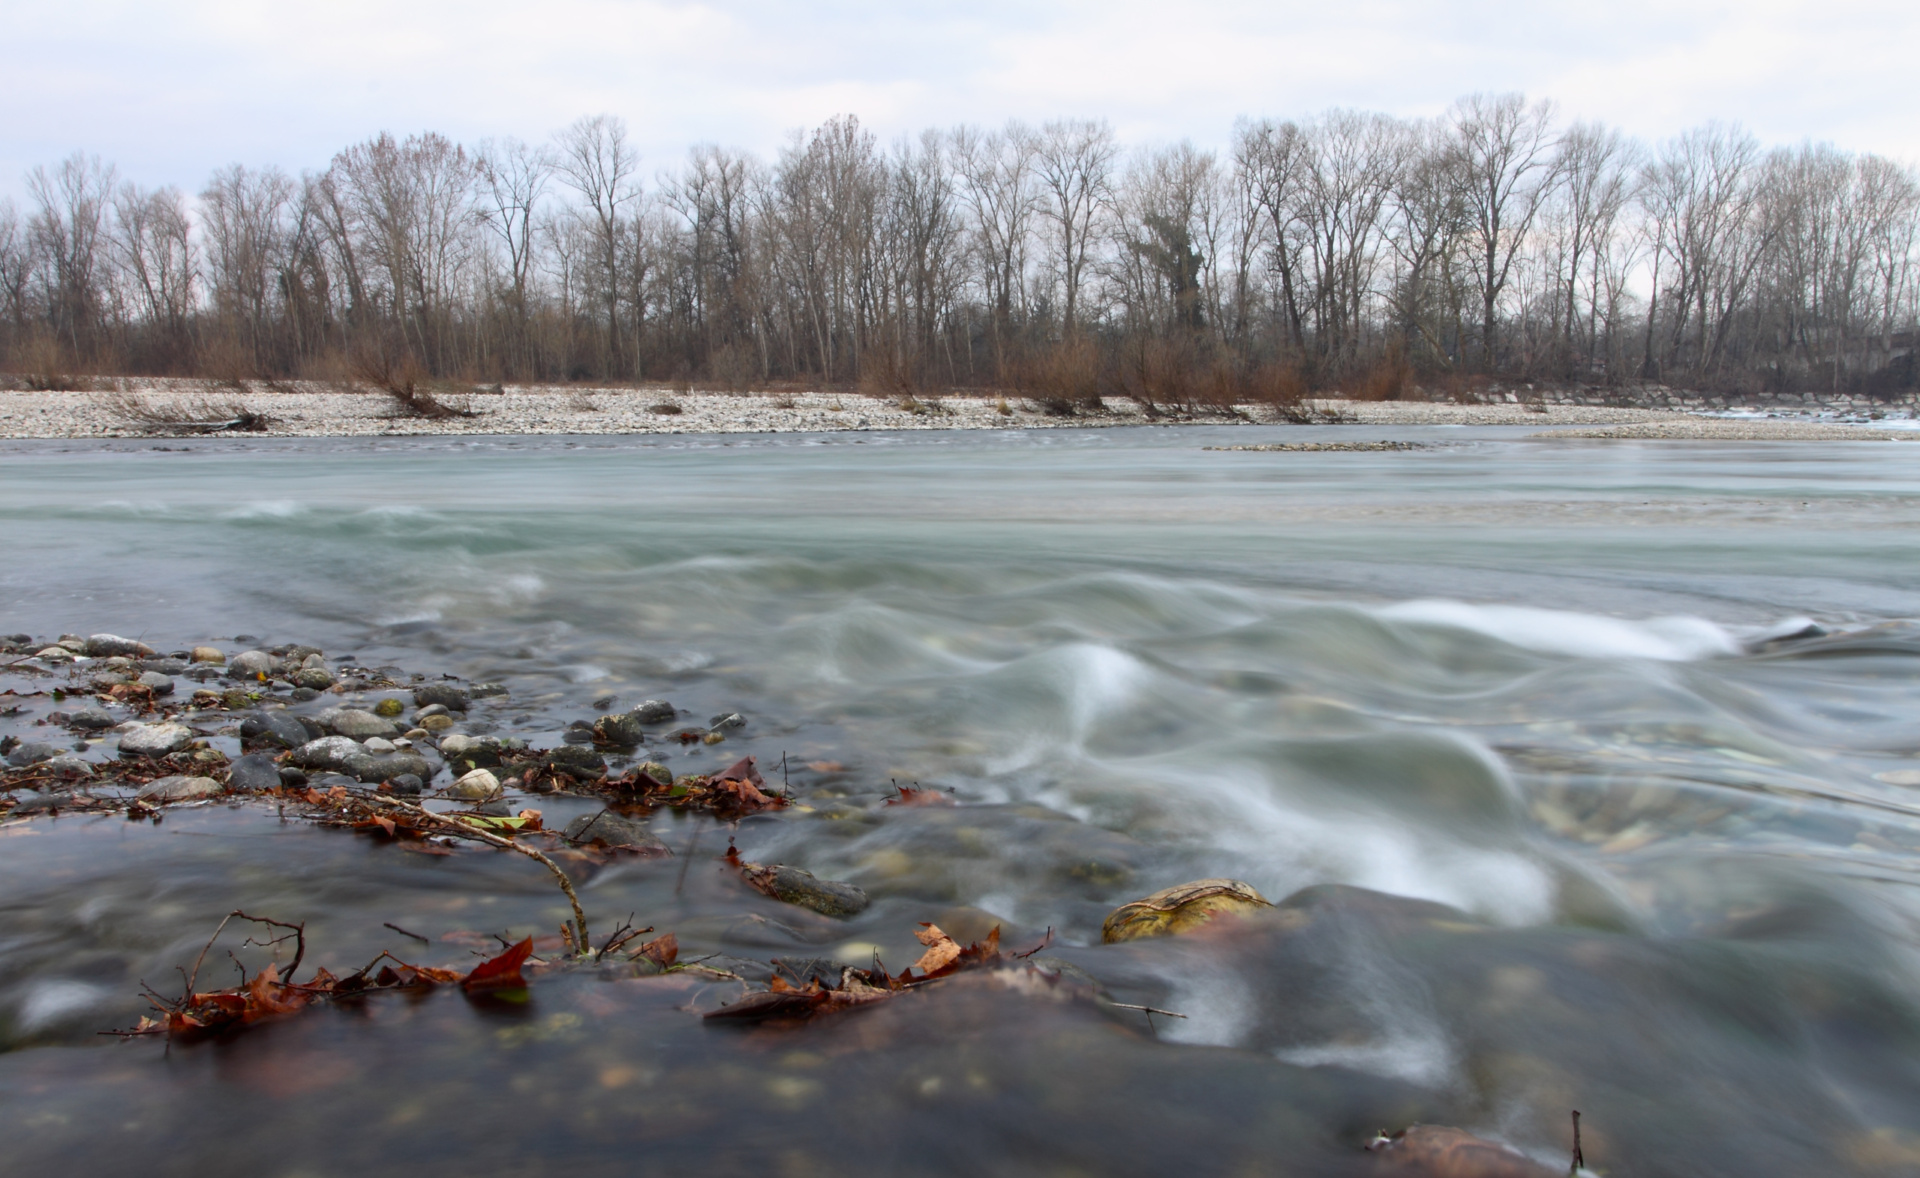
[1, 0, 1915, 200]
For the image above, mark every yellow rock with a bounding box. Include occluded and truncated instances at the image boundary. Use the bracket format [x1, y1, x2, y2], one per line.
[1100, 878, 1272, 944]
[190, 646, 226, 664]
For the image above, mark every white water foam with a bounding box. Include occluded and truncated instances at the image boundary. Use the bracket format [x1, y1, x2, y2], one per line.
[1378, 599, 1740, 661]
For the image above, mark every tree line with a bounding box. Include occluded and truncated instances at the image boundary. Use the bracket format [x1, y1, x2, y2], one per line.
[3, 93, 1916, 402]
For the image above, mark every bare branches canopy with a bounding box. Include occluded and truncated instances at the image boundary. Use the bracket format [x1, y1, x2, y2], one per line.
[4, 96, 1918, 400]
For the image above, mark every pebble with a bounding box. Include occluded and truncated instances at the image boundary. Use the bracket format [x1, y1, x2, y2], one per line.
[630, 699, 676, 724]
[386, 773, 424, 796]
[562, 810, 668, 853]
[85, 634, 155, 658]
[138, 658, 189, 675]
[594, 713, 646, 747]
[190, 646, 225, 664]
[137, 775, 223, 802]
[419, 714, 454, 732]
[295, 668, 336, 690]
[118, 722, 193, 758]
[542, 745, 607, 780]
[438, 734, 478, 756]
[136, 671, 175, 695]
[447, 768, 503, 801]
[290, 736, 367, 771]
[67, 707, 116, 730]
[288, 687, 322, 701]
[636, 761, 673, 786]
[34, 647, 76, 663]
[5, 741, 60, 767]
[413, 684, 470, 712]
[240, 712, 311, 749]
[228, 650, 274, 678]
[319, 708, 398, 739]
[709, 712, 747, 731]
[9, 790, 71, 813]
[40, 755, 96, 779]
[226, 753, 284, 792]
[372, 698, 405, 717]
[363, 737, 397, 754]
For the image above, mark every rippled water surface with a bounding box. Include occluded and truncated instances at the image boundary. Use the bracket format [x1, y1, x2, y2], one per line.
[5, 425, 1920, 1177]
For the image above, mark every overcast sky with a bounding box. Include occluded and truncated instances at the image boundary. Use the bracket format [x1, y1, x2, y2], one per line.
[6, 0, 1917, 201]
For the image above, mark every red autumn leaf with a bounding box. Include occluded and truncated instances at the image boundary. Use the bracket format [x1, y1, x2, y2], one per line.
[1365, 1125, 1559, 1177]
[462, 936, 534, 990]
[636, 932, 677, 969]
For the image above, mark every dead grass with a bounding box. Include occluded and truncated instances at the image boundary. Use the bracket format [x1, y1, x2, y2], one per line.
[100, 390, 272, 433]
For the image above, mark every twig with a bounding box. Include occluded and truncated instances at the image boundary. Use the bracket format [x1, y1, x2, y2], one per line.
[364, 795, 591, 956]
[675, 820, 702, 895]
[1570, 1110, 1585, 1173]
[1108, 1002, 1187, 1019]
[384, 922, 431, 945]
[182, 912, 239, 998]
[233, 910, 307, 981]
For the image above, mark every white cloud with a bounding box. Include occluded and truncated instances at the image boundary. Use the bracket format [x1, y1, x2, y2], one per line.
[1, 0, 1916, 201]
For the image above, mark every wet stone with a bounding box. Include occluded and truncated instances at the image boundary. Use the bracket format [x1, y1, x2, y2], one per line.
[594, 713, 646, 747]
[39, 756, 95, 780]
[138, 658, 189, 675]
[563, 810, 668, 853]
[118, 722, 193, 758]
[447, 768, 503, 801]
[189, 646, 225, 664]
[295, 668, 336, 691]
[320, 709, 398, 740]
[709, 712, 747, 731]
[372, 698, 405, 718]
[9, 790, 74, 814]
[240, 712, 311, 750]
[752, 864, 870, 917]
[137, 775, 223, 803]
[386, 773, 424, 796]
[226, 753, 283, 792]
[413, 684, 470, 712]
[630, 699, 675, 724]
[136, 671, 175, 695]
[5, 742, 60, 767]
[228, 650, 274, 678]
[542, 745, 606, 780]
[85, 633, 154, 658]
[288, 687, 321, 701]
[1101, 878, 1272, 944]
[66, 706, 115, 732]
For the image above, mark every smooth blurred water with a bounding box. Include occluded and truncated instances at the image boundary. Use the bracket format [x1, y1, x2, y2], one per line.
[5, 424, 1920, 1177]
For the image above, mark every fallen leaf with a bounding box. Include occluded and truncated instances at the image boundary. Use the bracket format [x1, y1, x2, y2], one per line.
[912, 924, 963, 975]
[463, 936, 535, 990]
[887, 784, 953, 807]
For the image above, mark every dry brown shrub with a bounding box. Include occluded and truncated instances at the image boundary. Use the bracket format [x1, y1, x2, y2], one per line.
[101, 390, 271, 433]
[350, 352, 480, 419]
[1347, 346, 1413, 402]
[1023, 336, 1103, 408]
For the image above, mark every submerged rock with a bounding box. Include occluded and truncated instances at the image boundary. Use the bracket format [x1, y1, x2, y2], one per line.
[386, 773, 424, 796]
[1100, 879, 1272, 944]
[372, 697, 405, 718]
[563, 810, 668, 853]
[295, 668, 336, 691]
[189, 646, 225, 664]
[593, 712, 646, 747]
[137, 775, 222, 802]
[226, 753, 283, 792]
[67, 707, 115, 731]
[709, 712, 746, 731]
[738, 861, 870, 917]
[118, 722, 193, 758]
[136, 671, 175, 695]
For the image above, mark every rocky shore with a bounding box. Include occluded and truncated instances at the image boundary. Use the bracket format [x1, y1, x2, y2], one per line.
[0, 378, 1711, 439]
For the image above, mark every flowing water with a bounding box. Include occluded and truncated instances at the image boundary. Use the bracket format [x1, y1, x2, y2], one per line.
[3, 425, 1920, 1176]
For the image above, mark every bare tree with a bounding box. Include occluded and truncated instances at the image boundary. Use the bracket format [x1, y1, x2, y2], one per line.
[26, 153, 117, 361]
[1450, 93, 1559, 369]
[1034, 119, 1117, 337]
[554, 115, 641, 375]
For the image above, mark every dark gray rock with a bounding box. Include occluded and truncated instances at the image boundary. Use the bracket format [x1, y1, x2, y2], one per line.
[226, 753, 283, 792]
[594, 713, 646, 747]
[67, 707, 115, 730]
[288, 687, 321, 702]
[9, 790, 73, 814]
[470, 682, 508, 699]
[290, 736, 367, 772]
[39, 756, 95, 780]
[228, 650, 274, 679]
[541, 745, 606, 780]
[630, 699, 676, 724]
[240, 712, 311, 750]
[709, 712, 746, 731]
[6, 742, 59, 767]
[563, 810, 668, 853]
[386, 773, 424, 796]
[295, 668, 336, 691]
[413, 684, 470, 712]
[138, 658, 189, 675]
[361, 753, 433, 784]
[277, 767, 308, 787]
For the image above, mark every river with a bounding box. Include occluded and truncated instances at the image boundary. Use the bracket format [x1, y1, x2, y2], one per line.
[3, 424, 1919, 1176]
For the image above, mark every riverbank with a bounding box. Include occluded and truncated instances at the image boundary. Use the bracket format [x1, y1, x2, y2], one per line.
[0, 379, 1697, 439]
